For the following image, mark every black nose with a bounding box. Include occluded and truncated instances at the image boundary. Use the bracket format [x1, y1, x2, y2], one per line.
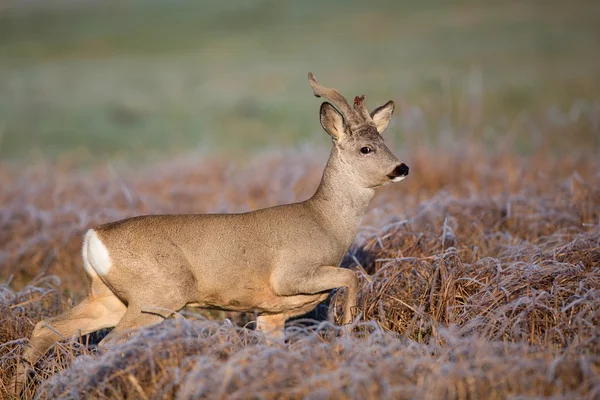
[394, 163, 409, 177]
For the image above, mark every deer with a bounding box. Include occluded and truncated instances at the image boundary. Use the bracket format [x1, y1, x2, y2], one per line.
[10, 73, 409, 395]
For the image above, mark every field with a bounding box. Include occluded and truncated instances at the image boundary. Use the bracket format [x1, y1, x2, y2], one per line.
[1, 1, 600, 399]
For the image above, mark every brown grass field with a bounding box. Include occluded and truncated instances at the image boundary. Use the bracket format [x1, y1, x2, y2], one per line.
[1, 116, 599, 398]
[1, 2, 600, 398]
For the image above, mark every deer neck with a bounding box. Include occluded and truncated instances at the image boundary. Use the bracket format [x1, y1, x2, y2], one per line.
[307, 146, 375, 247]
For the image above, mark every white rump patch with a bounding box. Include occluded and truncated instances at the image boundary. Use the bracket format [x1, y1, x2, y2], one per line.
[82, 229, 112, 276]
[392, 176, 406, 183]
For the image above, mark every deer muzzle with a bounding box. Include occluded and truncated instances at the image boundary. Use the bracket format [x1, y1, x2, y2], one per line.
[387, 163, 409, 182]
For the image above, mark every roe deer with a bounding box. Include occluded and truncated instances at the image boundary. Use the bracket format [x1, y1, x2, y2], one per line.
[10, 73, 409, 395]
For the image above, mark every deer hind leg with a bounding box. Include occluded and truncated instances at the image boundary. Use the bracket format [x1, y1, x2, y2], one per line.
[10, 277, 126, 395]
[98, 300, 186, 348]
[274, 266, 358, 325]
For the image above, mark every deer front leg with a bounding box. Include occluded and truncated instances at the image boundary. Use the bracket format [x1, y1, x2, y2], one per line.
[274, 266, 358, 324]
[256, 314, 287, 343]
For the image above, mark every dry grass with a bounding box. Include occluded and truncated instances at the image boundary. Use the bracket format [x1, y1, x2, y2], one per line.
[1, 135, 599, 398]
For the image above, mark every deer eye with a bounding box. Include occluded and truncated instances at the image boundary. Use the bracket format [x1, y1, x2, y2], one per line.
[360, 147, 372, 154]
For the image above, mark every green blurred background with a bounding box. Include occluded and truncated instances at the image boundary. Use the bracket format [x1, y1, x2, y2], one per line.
[1, 0, 599, 163]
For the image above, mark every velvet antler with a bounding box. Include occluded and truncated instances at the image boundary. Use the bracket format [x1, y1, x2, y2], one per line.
[308, 72, 364, 127]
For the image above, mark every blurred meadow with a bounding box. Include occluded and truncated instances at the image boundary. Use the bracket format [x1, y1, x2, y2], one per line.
[1, 1, 600, 399]
[1, 0, 599, 162]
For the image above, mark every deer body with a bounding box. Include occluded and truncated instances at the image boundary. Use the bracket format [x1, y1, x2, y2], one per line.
[11, 73, 408, 395]
[86, 186, 361, 316]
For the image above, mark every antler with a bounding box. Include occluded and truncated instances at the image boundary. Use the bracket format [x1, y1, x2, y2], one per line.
[353, 95, 371, 121]
[308, 72, 365, 127]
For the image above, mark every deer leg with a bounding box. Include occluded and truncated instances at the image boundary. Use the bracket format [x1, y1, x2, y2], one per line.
[275, 266, 358, 324]
[98, 301, 184, 348]
[256, 314, 287, 340]
[10, 277, 126, 396]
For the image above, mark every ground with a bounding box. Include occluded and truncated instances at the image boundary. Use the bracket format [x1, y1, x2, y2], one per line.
[0, 1, 599, 399]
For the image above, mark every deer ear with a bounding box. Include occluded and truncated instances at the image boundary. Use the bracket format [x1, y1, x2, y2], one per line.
[319, 102, 347, 141]
[370, 100, 395, 134]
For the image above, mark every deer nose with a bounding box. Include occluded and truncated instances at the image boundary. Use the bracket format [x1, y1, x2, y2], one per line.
[394, 163, 409, 177]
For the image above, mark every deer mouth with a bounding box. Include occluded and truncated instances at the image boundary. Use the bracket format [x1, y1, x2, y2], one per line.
[387, 163, 409, 182]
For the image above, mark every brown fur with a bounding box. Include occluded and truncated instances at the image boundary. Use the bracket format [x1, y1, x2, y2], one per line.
[10, 73, 408, 395]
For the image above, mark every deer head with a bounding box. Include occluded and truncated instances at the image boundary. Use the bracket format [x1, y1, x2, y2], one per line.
[308, 72, 409, 189]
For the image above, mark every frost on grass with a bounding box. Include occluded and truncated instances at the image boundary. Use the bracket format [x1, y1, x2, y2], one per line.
[0, 143, 599, 399]
[25, 321, 600, 399]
